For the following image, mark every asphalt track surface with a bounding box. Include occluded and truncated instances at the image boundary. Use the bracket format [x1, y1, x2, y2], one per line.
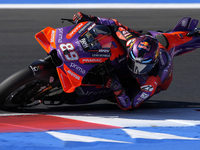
[0, 9, 200, 113]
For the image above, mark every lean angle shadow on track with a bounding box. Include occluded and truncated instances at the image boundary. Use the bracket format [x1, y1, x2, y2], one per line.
[1, 99, 200, 114]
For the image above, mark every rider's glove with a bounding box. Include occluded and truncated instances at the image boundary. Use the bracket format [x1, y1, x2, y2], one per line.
[73, 12, 88, 24]
[106, 75, 132, 110]
[73, 12, 98, 24]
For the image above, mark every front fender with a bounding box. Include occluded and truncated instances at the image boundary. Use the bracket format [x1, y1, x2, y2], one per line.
[29, 59, 57, 83]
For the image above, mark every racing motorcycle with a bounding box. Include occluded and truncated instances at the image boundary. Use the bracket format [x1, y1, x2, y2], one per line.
[1, 17, 200, 111]
[0, 19, 127, 110]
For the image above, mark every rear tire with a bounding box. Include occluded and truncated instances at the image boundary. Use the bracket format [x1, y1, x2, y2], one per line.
[0, 68, 36, 110]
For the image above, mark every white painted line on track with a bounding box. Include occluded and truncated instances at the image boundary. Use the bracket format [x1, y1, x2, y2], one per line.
[166, 119, 200, 126]
[0, 113, 34, 116]
[123, 128, 200, 140]
[53, 108, 200, 127]
[47, 131, 131, 143]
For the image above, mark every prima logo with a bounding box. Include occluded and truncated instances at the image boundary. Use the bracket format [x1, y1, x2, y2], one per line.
[58, 28, 63, 43]
[70, 62, 86, 74]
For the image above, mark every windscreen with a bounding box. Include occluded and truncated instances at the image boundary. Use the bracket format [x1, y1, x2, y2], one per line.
[79, 25, 112, 51]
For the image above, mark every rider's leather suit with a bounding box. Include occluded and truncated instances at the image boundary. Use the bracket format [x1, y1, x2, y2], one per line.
[77, 15, 199, 110]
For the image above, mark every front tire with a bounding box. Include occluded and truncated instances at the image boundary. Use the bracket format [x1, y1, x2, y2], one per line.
[0, 68, 37, 110]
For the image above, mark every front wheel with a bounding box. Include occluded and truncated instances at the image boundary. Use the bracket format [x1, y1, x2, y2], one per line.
[0, 68, 40, 110]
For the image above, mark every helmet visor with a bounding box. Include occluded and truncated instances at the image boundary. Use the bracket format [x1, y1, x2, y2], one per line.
[128, 57, 156, 75]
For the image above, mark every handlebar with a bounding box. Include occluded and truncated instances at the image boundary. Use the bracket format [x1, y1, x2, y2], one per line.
[61, 18, 75, 24]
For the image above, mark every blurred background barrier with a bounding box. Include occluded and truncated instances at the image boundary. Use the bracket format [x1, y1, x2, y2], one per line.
[0, 0, 200, 3]
[1, 0, 200, 9]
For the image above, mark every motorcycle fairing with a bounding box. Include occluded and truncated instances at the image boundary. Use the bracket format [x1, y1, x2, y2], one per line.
[56, 64, 83, 93]
[36, 22, 126, 93]
[35, 27, 56, 54]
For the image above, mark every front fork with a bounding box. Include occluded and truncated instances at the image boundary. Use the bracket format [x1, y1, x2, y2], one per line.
[29, 56, 63, 104]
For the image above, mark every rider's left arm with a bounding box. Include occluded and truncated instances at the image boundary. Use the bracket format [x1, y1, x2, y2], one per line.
[106, 74, 133, 110]
[132, 75, 161, 107]
[106, 74, 162, 110]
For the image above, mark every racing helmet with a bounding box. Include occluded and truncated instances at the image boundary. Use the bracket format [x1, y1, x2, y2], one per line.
[127, 35, 160, 76]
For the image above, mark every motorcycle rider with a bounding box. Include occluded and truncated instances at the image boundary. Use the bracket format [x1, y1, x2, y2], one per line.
[73, 12, 199, 110]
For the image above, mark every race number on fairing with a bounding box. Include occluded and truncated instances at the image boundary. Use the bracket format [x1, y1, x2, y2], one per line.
[60, 43, 79, 61]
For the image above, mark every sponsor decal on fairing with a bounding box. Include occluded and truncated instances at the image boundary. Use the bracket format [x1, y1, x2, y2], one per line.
[57, 28, 63, 43]
[78, 22, 93, 34]
[50, 30, 55, 43]
[91, 54, 111, 57]
[67, 69, 80, 80]
[75, 40, 84, 52]
[70, 62, 86, 75]
[98, 49, 110, 53]
[30, 65, 44, 72]
[79, 58, 108, 64]
[88, 23, 96, 31]
[66, 22, 86, 39]
[79, 38, 89, 49]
